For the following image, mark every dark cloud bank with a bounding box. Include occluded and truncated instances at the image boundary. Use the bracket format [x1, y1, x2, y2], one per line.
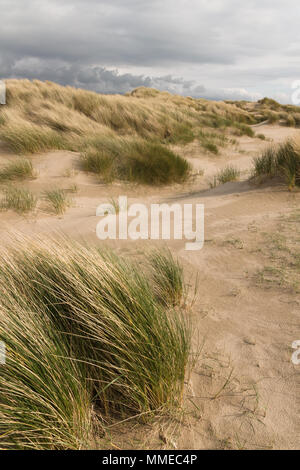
[1, 0, 300, 102]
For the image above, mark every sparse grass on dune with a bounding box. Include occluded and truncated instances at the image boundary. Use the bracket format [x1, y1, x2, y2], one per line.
[197, 129, 231, 154]
[0, 239, 191, 449]
[253, 139, 300, 189]
[43, 188, 71, 215]
[232, 122, 255, 137]
[0, 158, 35, 181]
[0, 186, 37, 213]
[217, 165, 240, 184]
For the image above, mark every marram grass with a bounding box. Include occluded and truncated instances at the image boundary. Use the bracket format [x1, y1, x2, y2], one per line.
[0, 186, 37, 214]
[0, 158, 35, 182]
[80, 136, 191, 185]
[253, 139, 300, 189]
[0, 238, 191, 449]
[0, 79, 266, 185]
[43, 188, 71, 215]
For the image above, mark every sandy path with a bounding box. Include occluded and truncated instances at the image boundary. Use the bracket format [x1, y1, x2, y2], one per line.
[0, 124, 299, 449]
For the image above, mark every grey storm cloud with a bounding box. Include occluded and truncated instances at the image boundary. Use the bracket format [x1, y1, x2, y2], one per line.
[1, 0, 300, 102]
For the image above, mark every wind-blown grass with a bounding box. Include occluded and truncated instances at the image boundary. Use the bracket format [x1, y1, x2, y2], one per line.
[43, 188, 71, 215]
[0, 158, 35, 182]
[5, 79, 295, 184]
[232, 123, 255, 137]
[0, 294, 93, 450]
[253, 139, 300, 189]
[0, 239, 191, 449]
[149, 249, 185, 306]
[0, 123, 69, 154]
[217, 165, 240, 184]
[80, 137, 191, 185]
[0, 186, 37, 213]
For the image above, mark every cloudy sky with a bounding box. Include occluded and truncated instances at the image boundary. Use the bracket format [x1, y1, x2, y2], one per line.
[1, 0, 300, 102]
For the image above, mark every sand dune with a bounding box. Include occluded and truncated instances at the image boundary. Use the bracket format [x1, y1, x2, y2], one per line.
[0, 119, 298, 449]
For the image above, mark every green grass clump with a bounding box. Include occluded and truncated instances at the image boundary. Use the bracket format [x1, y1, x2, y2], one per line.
[43, 188, 71, 215]
[253, 146, 278, 178]
[253, 140, 300, 189]
[0, 240, 191, 449]
[0, 294, 93, 450]
[200, 114, 233, 129]
[166, 123, 195, 144]
[217, 165, 240, 184]
[149, 249, 185, 306]
[1, 186, 37, 213]
[0, 159, 35, 182]
[292, 113, 300, 126]
[267, 111, 279, 124]
[0, 124, 69, 154]
[80, 146, 115, 182]
[198, 130, 230, 154]
[232, 123, 255, 137]
[286, 115, 296, 127]
[80, 137, 191, 185]
[202, 141, 219, 154]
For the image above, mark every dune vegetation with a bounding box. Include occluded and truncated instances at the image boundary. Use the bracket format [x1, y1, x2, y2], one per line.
[1, 80, 299, 186]
[253, 138, 300, 189]
[0, 186, 37, 214]
[0, 80, 299, 452]
[43, 188, 71, 215]
[226, 96, 300, 127]
[0, 158, 35, 182]
[217, 165, 241, 184]
[0, 238, 191, 449]
[0, 79, 274, 186]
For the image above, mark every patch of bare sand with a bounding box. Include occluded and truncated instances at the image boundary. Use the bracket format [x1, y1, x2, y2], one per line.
[0, 124, 299, 450]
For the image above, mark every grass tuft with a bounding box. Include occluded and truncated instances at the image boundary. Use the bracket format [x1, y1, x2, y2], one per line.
[232, 123, 255, 137]
[43, 188, 71, 215]
[217, 165, 240, 184]
[80, 137, 191, 185]
[0, 159, 35, 182]
[253, 140, 300, 189]
[0, 239, 191, 449]
[149, 249, 185, 306]
[0, 124, 69, 154]
[0, 186, 37, 214]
